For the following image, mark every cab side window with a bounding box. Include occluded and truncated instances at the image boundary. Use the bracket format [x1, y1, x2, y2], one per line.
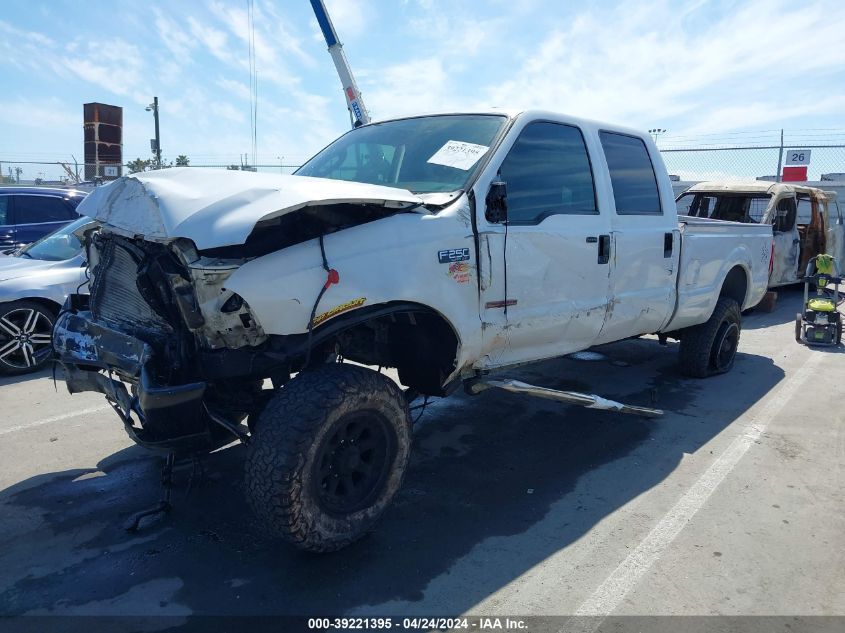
[773, 197, 796, 233]
[498, 121, 597, 225]
[796, 195, 813, 225]
[688, 194, 717, 218]
[13, 196, 77, 224]
[0, 196, 8, 225]
[600, 131, 662, 215]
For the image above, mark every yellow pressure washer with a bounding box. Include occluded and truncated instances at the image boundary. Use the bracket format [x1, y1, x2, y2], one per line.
[795, 254, 842, 346]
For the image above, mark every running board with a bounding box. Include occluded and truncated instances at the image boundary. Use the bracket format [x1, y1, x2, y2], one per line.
[466, 378, 663, 418]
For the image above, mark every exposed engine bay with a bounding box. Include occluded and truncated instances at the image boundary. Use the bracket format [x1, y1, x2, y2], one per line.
[54, 228, 273, 451]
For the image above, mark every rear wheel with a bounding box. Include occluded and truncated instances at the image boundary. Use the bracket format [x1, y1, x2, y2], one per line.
[245, 363, 411, 552]
[678, 297, 741, 378]
[0, 300, 56, 375]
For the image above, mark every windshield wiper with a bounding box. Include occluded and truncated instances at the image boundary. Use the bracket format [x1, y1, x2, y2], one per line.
[18, 251, 33, 258]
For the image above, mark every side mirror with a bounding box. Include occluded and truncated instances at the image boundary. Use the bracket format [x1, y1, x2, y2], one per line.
[485, 180, 508, 224]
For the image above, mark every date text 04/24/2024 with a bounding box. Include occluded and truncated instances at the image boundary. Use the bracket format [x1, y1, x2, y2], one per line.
[307, 617, 528, 630]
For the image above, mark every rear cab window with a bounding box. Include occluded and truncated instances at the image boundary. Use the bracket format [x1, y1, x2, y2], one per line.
[677, 193, 772, 223]
[0, 196, 9, 225]
[599, 131, 661, 215]
[774, 197, 797, 233]
[796, 194, 814, 225]
[832, 198, 843, 224]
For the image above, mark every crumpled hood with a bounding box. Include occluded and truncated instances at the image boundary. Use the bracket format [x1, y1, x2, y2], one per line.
[0, 253, 62, 282]
[76, 168, 425, 250]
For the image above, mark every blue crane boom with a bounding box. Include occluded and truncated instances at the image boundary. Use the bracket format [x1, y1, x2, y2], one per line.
[309, 0, 371, 127]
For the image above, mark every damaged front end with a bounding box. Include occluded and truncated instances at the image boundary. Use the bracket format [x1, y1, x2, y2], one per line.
[54, 169, 435, 451]
[54, 229, 271, 452]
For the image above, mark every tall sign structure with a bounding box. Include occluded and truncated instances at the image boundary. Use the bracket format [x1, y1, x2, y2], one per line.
[782, 149, 811, 182]
[83, 103, 123, 181]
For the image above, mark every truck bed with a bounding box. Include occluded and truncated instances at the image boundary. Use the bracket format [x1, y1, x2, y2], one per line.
[663, 216, 772, 332]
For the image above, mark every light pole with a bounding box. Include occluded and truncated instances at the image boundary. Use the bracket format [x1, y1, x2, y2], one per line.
[146, 97, 161, 169]
[648, 128, 667, 147]
[277, 156, 284, 175]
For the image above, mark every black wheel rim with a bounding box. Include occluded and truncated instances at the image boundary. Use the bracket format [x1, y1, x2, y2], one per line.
[0, 308, 54, 371]
[713, 321, 739, 371]
[313, 411, 395, 516]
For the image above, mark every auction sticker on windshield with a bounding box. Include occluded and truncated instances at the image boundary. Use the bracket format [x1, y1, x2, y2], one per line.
[427, 140, 489, 170]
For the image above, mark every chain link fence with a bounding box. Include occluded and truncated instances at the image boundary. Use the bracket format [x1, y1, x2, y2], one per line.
[660, 144, 845, 183]
[0, 161, 303, 186]
[3, 144, 844, 189]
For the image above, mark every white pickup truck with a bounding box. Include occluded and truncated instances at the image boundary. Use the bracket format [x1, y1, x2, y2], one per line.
[54, 110, 772, 551]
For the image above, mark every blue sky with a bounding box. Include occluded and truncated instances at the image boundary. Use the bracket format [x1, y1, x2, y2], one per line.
[1, 0, 844, 180]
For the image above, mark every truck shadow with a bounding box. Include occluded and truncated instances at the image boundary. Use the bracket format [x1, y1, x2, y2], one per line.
[0, 339, 784, 617]
[0, 366, 54, 388]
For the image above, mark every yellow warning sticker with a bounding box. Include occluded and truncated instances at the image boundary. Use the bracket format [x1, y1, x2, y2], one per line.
[313, 297, 367, 327]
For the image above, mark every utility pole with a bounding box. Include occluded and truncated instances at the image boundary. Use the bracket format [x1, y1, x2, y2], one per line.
[775, 129, 784, 183]
[146, 97, 162, 169]
[648, 128, 667, 147]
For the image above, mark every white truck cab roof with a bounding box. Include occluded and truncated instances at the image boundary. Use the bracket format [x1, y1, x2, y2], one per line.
[686, 180, 836, 201]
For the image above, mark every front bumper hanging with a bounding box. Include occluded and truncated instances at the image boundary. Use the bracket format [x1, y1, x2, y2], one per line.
[53, 311, 152, 376]
[53, 309, 215, 449]
[466, 377, 664, 418]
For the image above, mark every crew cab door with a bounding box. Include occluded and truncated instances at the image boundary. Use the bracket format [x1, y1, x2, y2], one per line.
[476, 120, 612, 367]
[769, 195, 800, 284]
[0, 195, 13, 250]
[826, 196, 845, 265]
[593, 131, 678, 343]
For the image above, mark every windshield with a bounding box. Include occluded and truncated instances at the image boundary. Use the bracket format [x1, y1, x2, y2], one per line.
[296, 114, 508, 193]
[18, 216, 90, 261]
[676, 192, 772, 223]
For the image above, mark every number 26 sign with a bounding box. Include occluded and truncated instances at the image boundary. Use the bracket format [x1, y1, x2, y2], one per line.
[785, 149, 811, 165]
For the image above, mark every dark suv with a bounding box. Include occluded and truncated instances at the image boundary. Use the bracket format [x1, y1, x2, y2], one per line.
[0, 187, 86, 251]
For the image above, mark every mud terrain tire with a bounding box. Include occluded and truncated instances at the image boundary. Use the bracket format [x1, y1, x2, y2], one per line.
[245, 364, 411, 552]
[678, 297, 741, 378]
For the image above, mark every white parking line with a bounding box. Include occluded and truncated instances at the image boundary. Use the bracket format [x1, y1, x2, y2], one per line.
[563, 351, 823, 632]
[0, 405, 112, 437]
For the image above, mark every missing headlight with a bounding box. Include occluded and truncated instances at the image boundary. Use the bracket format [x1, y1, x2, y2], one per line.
[221, 292, 244, 313]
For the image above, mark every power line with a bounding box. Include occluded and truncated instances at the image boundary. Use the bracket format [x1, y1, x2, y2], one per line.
[247, 0, 258, 167]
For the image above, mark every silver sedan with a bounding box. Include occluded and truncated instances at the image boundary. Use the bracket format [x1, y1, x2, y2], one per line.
[0, 216, 93, 374]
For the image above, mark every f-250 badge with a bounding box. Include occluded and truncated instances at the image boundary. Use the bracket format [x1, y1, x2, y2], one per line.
[438, 248, 470, 264]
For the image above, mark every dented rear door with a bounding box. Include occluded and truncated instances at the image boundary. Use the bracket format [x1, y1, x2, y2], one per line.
[593, 131, 678, 344]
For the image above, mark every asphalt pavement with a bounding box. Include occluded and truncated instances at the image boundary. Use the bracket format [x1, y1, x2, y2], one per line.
[0, 286, 842, 628]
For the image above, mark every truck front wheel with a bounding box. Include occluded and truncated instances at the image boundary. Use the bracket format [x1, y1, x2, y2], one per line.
[244, 364, 411, 552]
[678, 297, 741, 378]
